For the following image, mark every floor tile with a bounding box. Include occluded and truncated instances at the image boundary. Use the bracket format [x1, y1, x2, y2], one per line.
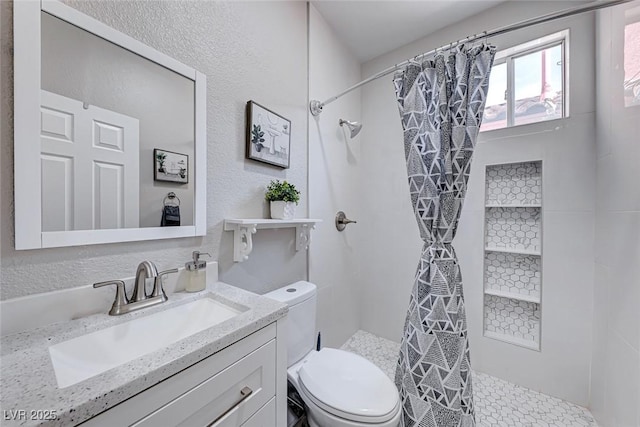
[341, 330, 598, 427]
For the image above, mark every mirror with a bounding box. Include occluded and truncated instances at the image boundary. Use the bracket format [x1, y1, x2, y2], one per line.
[14, 1, 206, 249]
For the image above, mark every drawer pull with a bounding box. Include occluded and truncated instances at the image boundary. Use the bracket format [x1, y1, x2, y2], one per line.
[207, 386, 253, 426]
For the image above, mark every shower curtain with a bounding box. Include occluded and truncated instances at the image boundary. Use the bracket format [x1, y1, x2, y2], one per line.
[393, 44, 495, 427]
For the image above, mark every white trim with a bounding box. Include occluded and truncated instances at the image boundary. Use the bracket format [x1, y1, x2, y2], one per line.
[194, 72, 207, 237]
[484, 159, 544, 167]
[562, 30, 571, 119]
[538, 161, 544, 352]
[14, 0, 207, 249]
[506, 55, 515, 127]
[224, 219, 323, 228]
[483, 331, 540, 351]
[223, 219, 322, 262]
[625, 3, 640, 21]
[275, 318, 288, 427]
[485, 203, 542, 208]
[483, 29, 570, 133]
[485, 247, 541, 256]
[495, 29, 569, 61]
[13, 0, 42, 249]
[42, 227, 198, 248]
[484, 288, 540, 304]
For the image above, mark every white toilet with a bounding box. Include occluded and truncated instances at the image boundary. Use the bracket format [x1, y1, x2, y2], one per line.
[265, 281, 401, 427]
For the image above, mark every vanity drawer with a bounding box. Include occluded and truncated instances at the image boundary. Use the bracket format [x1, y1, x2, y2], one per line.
[241, 397, 276, 427]
[134, 339, 275, 426]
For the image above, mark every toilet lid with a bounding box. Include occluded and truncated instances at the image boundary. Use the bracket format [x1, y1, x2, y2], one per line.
[298, 348, 399, 422]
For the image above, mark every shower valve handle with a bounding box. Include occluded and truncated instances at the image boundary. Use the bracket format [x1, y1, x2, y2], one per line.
[335, 211, 357, 232]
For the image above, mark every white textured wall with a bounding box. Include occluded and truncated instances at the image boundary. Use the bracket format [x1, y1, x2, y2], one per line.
[591, 3, 640, 426]
[358, 1, 596, 406]
[308, 5, 362, 348]
[0, 1, 308, 299]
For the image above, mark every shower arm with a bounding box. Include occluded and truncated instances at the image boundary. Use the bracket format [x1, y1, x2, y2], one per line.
[309, 0, 634, 116]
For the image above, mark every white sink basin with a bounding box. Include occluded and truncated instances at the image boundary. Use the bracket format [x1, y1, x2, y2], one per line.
[49, 297, 244, 388]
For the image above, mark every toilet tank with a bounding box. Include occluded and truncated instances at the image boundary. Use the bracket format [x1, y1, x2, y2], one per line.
[264, 281, 316, 366]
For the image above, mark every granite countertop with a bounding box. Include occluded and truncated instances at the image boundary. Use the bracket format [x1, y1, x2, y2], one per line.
[0, 282, 287, 426]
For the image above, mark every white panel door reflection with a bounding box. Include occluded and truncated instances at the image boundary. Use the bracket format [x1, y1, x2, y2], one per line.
[40, 90, 140, 231]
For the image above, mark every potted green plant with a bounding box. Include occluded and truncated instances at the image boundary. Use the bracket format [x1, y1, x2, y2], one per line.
[265, 180, 300, 220]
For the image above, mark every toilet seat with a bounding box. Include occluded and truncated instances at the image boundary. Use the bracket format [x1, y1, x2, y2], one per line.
[297, 348, 400, 424]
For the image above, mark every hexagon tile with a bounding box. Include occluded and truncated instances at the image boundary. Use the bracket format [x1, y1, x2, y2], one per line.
[485, 251, 541, 298]
[485, 207, 541, 253]
[484, 295, 540, 346]
[341, 331, 598, 427]
[486, 161, 542, 206]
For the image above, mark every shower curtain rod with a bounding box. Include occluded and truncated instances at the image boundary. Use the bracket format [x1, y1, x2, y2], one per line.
[309, 0, 635, 116]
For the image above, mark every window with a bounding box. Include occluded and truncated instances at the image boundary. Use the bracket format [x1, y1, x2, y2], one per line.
[481, 30, 568, 132]
[625, 6, 640, 108]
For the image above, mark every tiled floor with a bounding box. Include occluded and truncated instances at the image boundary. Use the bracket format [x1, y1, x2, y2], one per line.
[341, 330, 598, 427]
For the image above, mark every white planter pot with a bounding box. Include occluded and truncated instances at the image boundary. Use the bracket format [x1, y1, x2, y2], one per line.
[270, 201, 296, 220]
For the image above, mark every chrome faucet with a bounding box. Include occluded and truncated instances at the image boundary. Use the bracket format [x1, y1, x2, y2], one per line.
[94, 261, 178, 316]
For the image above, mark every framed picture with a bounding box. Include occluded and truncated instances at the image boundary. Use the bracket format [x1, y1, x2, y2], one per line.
[154, 149, 189, 184]
[246, 101, 291, 168]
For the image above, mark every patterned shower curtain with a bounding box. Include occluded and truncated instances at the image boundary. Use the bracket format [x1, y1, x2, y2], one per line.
[393, 45, 495, 427]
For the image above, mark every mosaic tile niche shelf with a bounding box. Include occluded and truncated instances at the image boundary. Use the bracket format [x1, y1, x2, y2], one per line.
[484, 161, 542, 350]
[485, 207, 541, 254]
[484, 295, 541, 350]
[485, 161, 541, 207]
[484, 251, 541, 303]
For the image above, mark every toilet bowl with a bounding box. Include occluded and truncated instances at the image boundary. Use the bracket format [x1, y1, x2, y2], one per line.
[288, 348, 401, 427]
[265, 281, 401, 427]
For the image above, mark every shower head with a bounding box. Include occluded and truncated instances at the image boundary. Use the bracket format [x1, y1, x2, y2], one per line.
[339, 119, 362, 139]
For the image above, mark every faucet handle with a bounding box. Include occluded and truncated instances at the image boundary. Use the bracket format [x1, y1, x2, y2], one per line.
[93, 280, 128, 316]
[151, 268, 179, 298]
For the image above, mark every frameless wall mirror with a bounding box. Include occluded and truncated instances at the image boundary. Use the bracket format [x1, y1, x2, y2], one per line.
[14, 0, 207, 249]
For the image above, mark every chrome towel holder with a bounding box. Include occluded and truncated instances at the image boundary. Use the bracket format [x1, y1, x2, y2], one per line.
[163, 192, 181, 206]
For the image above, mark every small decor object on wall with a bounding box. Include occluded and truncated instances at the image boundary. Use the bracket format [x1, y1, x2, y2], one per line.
[265, 180, 300, 220]
[161, 192, 181, 227]
[246, 101, 291, 168]
[154, 149, 188, 184]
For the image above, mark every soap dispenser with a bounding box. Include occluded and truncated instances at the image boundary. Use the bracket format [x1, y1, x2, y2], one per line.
[185, 251, 211, 292]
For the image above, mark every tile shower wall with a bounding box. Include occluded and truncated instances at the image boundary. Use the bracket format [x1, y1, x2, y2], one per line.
[484, 252, 541, 298]
[308, 5, 362, 348]
[591, 3, 640, 426]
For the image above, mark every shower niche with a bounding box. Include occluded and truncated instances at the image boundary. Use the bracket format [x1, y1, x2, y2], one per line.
[483, 161, 542, 351]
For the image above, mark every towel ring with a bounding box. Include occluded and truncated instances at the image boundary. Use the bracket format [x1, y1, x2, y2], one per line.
[163, 192, 180, 206]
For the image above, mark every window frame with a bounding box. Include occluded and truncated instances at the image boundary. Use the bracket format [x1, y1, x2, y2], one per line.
[482, 29, 570, 131]
[624, 5, 640, 108]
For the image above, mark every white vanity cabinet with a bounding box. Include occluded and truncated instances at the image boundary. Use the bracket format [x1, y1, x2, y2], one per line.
[80, 322, 286, 427]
